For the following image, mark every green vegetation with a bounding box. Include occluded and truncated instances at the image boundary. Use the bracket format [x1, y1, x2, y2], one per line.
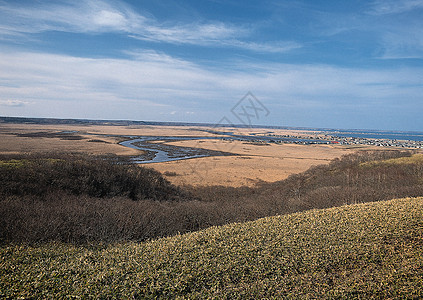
[0, 159, 28, 168]
[361, 153, 423, 167]
[1, 197, 422, 298]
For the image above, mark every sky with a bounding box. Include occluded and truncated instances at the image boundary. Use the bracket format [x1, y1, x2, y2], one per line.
[0, 0, 422, 131]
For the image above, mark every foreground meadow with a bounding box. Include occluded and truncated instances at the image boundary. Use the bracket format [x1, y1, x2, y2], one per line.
[1, 197, 422, 298]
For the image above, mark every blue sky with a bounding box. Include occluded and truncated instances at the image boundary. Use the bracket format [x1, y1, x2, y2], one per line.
[0, 0, 422, 131]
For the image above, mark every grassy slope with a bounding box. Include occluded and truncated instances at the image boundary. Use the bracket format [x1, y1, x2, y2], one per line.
[361, 153, 423, 167]
[1, 197, 423, 299]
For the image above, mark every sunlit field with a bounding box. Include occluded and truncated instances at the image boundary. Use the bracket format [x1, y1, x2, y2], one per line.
[2, 197, 422, 298]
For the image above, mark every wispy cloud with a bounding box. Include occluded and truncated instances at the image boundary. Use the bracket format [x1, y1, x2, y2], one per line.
[307, 0, 423, 60]
[0, 49, 421, 125]
[378, 29, 423, 59]
[0, 0, 297, 54]
[367, 1, 423, 59]
[0, 100, 29, 107]
[0, 0, 142, 34]
[224, 40, 302, 53]
[369, 0, 423, 15]
[130, 22, 243, 44]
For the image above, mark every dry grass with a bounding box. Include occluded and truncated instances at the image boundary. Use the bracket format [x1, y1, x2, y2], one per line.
[0, 123, 215, 157]
[0, 130, 140, 156]
[152, 140, 358, 187]
[361, 153, 423, 167]
[1, 197, 422, 298]
[0, 123, 365, 186]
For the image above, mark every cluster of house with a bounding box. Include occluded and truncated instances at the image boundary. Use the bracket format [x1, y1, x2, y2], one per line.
[265, 133, 423, 148]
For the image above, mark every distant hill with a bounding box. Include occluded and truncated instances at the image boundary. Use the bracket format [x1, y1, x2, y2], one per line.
[2, 197, 422, 298]
[0, 116, 171, 126]
[0, 115, 322, 130]
[0, 115, 240, 127]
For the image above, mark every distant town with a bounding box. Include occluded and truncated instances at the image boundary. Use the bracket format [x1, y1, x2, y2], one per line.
[1, 116, 422, 149]
[264, 133, 423, 149]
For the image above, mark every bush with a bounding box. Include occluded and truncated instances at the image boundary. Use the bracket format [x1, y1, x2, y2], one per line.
[1, 149, 423, 245]
[0, 153, 186, 201]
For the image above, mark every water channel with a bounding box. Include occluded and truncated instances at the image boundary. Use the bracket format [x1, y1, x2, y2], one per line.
[118, 133, 320, 164]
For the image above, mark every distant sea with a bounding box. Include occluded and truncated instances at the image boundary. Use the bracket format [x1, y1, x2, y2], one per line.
[1, 116, 422, 142]
[322, 129, 423, 142]
[262, 124, 423, 142]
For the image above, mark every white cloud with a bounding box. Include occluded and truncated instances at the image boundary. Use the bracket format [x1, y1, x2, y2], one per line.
[0, 49, 421, 124]
[0, 100, 29, 107]
[369, 0, 423, 15]
[0, 0, 143, 34]
[378, 30, 423, 59]
[223, 40, 302, 53]
[314, 1, 423, 60]
[0, 0, 298, 54]
[131, 22, 243, 44]
[376, 20, 423, 59]
[92, 9, 129, 28]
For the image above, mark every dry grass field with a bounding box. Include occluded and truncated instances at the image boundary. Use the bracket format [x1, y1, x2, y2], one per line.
[0, 123, 362, 187]
[0, 124, 141, 156]
[153, 140, 357, 186]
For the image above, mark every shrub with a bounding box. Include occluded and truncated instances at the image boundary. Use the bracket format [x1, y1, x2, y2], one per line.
[0, 153, 186, 201]
[1, 149, 423, 245]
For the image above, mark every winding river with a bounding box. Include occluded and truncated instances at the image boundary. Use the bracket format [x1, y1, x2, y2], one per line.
[119, 137, 209, 164]
[118, 132, 327, 164]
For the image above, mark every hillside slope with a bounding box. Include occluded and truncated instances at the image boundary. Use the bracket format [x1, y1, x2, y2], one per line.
[2, 150, 423, 244]
[1, 197, 422, 298]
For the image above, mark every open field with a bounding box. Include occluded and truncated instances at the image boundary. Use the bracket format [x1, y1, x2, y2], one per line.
[0, 123, 219, 157]
[152, 139, 357, 186]
[0, 123, 363, 186]
[2, 197, 422, 298]
[0, 124, 142, 156]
